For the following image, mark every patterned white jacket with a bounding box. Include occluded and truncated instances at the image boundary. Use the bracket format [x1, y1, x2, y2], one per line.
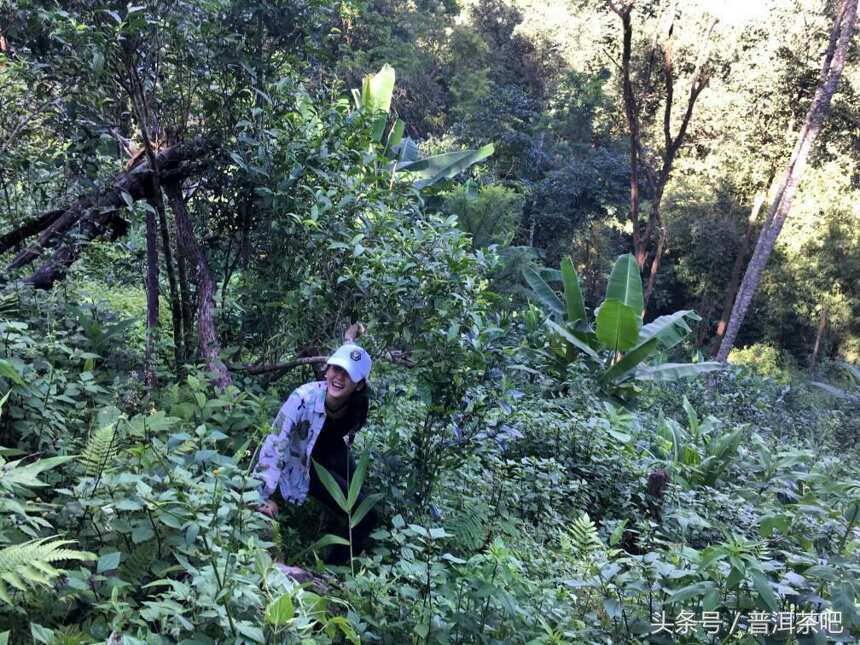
[256, 381, 328, 504]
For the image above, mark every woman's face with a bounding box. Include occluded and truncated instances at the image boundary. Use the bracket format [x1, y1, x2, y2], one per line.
[324, 364, 360, 404]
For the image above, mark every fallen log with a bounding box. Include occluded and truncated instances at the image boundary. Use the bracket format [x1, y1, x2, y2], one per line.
[2, 139, 210, 288]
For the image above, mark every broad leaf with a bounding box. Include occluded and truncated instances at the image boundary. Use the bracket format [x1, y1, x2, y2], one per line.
[605, 254, 643, 317]
[638, 310, 700, 350]
[751, 572, 779, 612]
[383, 119, 405, 158]
[350, 493, 383, 528]
[311, 533, 351, 550]
[523, 268, 564, 316]
[547, 320, 600, 361]
[668, 581, 715, 604]
[596, 299, 641, 353]
[347, 450, 371, 509]
[312, 461, 348, 512]
[810, 381, 857, 401]
[635, 362, 723, 382]
[561, 257, 587, 324]
[360, 65, 395, 142]
[266, 594, 295, 625]
[396, 144, 494, 189]
[0, 359, 23, 385]
[601, 337, 659, 384]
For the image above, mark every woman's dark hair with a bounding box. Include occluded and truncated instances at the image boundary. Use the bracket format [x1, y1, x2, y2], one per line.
[350, 387, 369, 432]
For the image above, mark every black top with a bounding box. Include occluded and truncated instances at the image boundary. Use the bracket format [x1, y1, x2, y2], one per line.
[311, 390, 369, 464]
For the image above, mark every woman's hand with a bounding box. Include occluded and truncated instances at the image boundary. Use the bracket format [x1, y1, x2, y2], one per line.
[258, 499, 279, 517]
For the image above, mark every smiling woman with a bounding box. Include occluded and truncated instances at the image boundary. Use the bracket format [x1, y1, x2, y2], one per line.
[254, 343, 376, 565]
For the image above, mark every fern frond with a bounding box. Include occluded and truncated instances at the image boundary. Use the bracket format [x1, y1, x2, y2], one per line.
[80, 423, 119, 476]
[119, 542, 156, 584]
[0, 537, 95, 604]
[449, 503, 490, 552]
[568, 512, 603, 561]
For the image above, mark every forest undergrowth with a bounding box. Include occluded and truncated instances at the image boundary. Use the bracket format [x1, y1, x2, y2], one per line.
[0, 281, 858, 644]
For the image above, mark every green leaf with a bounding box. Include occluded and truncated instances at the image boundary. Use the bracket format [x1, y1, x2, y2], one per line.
[546, 320, 600, 361]
[30, 624, 54, 645]
[0, 359, 23, 385]
[396, 144, 494, 189]
[97, 551, 122, 574]
[635, 362, 723, 382]
[758, 513, 791, 538]
[561, 257, 586, 324]
[831, 582, 858, 628]
[0, 630, 8, 645]
[523, 268, 564, 316]
[605, 254, 643, 317]
[601, 337, 659, 384]
[751, 572, 778, 612]
[668, 581, 715, 604]
[311, 533, 351, 550]
[312, 461, 348, 512]
[810, 381, 857, 400]
[609, 519, 628, 547]
[347, 451, 370, 510]
[351, 494, 383, 529]
[596, 299, 641, 353]
[361, 64, 396, 142]
[266, 594, 295, 626]
[384, 119, 405, 158]
[637, 310, 699, 350]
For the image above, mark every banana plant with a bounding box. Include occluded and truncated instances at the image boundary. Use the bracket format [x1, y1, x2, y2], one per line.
[352, 65, 494, 189]
[811, 362, 860, 403]
[523, 253, 721, 397]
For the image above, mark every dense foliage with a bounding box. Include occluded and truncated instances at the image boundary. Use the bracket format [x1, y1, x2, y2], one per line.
[0, 0, 858, 643]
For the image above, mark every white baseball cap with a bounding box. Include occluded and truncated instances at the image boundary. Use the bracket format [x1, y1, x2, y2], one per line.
[326, 344, 372, 382]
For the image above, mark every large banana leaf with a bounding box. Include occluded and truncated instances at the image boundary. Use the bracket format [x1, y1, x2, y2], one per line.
[810, 381, 859, 401]
[546, 320, 600, 361]
[838, 362, 860, 383]
[396, 144, 494, 189]
[596, 298, 641, 353]
[601, 337, 659, 384]
[383, 119, 405, 158]
[523, 267, 564, 316]
[635, 362, 722, 382]
[605, 254, 644, 317]
[638, 310, 700, 350]
[561, 257, 587, 324]
[359, 65, 396, 142]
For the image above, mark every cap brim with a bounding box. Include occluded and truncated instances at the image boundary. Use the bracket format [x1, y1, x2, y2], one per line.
[326, 357, 362, 382]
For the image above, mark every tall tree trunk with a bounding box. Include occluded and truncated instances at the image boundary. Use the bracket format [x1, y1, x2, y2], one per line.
[124, 58, 165, 389]
[143, 197, 160, 389]
[709, 187, 768, 355]
[164, 181, 232, 391]
[176, 242, 195, 363]
[809, 304, 828, 375]
[607, 1, 715, 305]
[643, 226, 666, 315]
[155, 188, 184, 369]
[717, 0, 858, 362]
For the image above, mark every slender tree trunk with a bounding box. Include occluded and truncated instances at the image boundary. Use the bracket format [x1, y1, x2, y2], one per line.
[176, 243, 195, 363]
[709, 188, 768, 355]
[164, 181, 232, 391]
[643, 226, 667, 315]
[143, 197, 159, 389]
[124, 58, 165, 389]
[809, 304, 828, 375]
[608, 1, 714, 302]
[717, 0, 858, 362]
[154, 188, 184, 369]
